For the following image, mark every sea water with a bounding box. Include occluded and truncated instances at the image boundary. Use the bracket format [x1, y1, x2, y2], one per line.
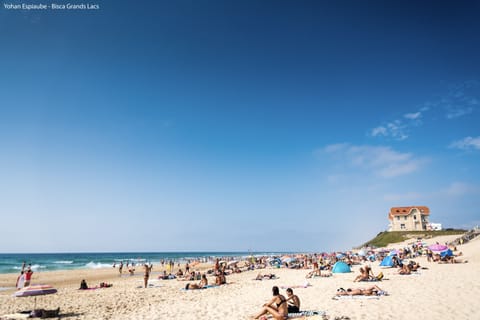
[0, 251, 285, 275]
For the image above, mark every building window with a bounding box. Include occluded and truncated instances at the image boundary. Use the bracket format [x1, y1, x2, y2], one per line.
[404, 216, 407, 220]
[396, 216, 400, 221]
[413, 215, 416, 220]
[400, 224, 406, 229]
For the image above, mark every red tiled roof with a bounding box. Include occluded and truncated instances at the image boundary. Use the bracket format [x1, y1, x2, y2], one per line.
[388, 206, 430, 220]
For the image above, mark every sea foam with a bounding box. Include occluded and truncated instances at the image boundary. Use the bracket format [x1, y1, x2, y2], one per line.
[85, 262, 111, 269]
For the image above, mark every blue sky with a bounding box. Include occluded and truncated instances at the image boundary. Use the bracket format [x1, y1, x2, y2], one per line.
[1, 0, 479, 253]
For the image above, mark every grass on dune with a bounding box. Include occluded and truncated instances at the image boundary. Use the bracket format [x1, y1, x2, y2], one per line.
[359, 229, 466, 248]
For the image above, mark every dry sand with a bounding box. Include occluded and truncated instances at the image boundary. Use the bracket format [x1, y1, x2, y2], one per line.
[1, 234, 479, 320]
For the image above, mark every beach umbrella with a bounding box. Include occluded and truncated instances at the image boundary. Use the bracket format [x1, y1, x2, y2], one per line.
[227, 260, 238, 267]
[282, 257, 296, 263]
[428, 244, 448, 252]
[14, 284, 57, 309]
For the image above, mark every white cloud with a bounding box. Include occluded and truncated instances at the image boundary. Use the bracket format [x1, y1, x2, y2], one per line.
[404, 112, 421, 120]
[324, 143, 349, 153]
[434, 81, 480, 119]
[449, 136, 480, 150]
[371, 126, 387, 137]
[370, 81, 479, 141]
[322, 144, 427, 178]
[370, 120, 408, 141]
[443, 182, 480, 197]
[445, 105, 474, 119]
[370, 109, 426, 141]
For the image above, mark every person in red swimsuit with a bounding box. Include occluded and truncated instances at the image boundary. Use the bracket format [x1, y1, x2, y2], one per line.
[24, 268, 33, 287]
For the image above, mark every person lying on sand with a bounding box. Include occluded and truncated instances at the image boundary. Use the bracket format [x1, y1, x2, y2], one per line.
[252, 286, 288, 320]
[438, 256, 468, 264]
[398, 264, 412, 275]
[255, 273, 276, 280]
[185, 274, 208, 290]
[408, 261, 421, 271]
[177, 271, 196, 281]
[336, 285, 385, 296]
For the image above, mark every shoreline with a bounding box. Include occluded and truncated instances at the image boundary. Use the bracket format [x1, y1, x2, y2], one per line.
[0, 251, 289, 276]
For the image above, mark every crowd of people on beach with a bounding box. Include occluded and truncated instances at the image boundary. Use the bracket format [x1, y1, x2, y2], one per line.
[9, 230, 475, 320]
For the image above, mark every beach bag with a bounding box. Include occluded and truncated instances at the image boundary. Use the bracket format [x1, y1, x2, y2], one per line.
[376, 272, 384, 281]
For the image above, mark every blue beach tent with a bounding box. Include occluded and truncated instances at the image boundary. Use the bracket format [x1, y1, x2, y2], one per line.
[440, 249, 453, 258]
[332, 261, 351, 273]
[379, 255, 394, 267]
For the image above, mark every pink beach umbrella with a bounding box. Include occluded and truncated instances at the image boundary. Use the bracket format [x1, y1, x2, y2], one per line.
[428, 244, 448, 252]
[14, 284, 57, 309]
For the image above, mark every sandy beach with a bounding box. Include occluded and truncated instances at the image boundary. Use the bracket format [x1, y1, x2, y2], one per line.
[1, 234, 479, 320]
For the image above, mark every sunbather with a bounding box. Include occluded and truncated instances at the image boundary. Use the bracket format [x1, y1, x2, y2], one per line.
[398, 264, 412, 275]
[185, 274, 208, 290]
[215, 271, 226, 285]
[256, 273, 276, 280]
[353, 266, 373, 282]
[286, 288, 301, 313]
[79, 279, 88, 290]
[336, 285, 384, 296]
[252, 286, 288, 320]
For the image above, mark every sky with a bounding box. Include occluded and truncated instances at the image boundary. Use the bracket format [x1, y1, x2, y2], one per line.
[1, 0, 479, 253]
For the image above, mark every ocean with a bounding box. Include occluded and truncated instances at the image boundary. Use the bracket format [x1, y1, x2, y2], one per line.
[0, 251, 285, 275]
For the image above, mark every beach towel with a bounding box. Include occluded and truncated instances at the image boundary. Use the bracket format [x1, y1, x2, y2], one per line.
[254, 277, 279, 281]
[288, 310, 326, 318]
[280, 283, 311, 289]
[136, 283, 163, 289]
[332, 295, 380, 300]
[0, 314, 30, 320]
[359, 278, 381, 282]
[181, 285, 218, 291]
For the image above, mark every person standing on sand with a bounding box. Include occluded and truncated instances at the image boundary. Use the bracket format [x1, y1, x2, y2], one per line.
[16, 271, 25, 290]
[119, 261, 123, 276]
[143, 263, 150, 288]
[24, 268, 33, 287]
